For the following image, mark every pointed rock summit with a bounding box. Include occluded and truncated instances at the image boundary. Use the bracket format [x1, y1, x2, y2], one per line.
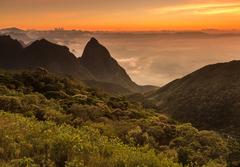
[81, 37, 115, 62]
[79, 37, 140, 91]
[89, 37, 99, 44]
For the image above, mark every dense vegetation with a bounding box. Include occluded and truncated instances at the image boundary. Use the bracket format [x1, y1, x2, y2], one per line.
[0, 69, 239, 166]
[147, 61, 240, 138]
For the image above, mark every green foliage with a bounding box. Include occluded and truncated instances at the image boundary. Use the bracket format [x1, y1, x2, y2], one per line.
[0, 112, 181, 167]
[169, 124, 229, 166]
[0, 70, 239, 167]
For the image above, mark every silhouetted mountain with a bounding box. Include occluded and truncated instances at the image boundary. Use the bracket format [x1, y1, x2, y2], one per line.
[0, 35, 23, 68]
[0, 35, 157, 94]
[21, 39, 94, 80]
[147, 60, 240, 137]
[0, 36, 94, 80]
[79, 38, 141, 91]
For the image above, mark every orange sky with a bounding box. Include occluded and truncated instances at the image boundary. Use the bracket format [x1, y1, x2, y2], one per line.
[1, 0, 240, 31]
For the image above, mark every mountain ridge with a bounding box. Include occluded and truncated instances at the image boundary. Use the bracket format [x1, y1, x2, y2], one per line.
[0, 35, 157, 94]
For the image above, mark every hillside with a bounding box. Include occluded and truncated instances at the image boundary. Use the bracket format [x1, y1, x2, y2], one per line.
[83, 79, 132, 95]
[147, 60, 240, 137]
[0, 69, 239, 166]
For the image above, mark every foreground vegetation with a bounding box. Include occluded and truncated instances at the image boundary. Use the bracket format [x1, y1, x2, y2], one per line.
[0, 112, 182, 167]
[0, 69, 239, 166]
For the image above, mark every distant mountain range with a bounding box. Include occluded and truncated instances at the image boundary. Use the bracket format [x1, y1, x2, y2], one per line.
[0, 27, 31, 42]
[147, 60, 240, 137]
[0, 27, 25, 33]
[2, 27, 240, 45]
[0, 35, 157, 94]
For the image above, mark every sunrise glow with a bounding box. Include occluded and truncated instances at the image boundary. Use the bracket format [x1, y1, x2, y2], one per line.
[1, 0, 240, 31]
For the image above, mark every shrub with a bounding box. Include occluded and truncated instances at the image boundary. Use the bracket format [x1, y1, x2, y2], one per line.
[0, 96, 22, 112]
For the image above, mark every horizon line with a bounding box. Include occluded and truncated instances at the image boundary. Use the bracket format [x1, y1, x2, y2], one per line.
[1, 26, 240, 33]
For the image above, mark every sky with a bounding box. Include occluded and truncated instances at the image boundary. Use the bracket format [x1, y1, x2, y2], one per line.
[1, 0, 240, 86]
[1, 0, 240, 31]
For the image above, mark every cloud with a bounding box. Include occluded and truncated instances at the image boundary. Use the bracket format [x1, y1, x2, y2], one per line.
[151, 2, 240, 15]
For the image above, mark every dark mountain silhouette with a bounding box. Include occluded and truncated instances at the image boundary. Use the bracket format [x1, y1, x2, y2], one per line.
[0, 35, 157, 94]
[147, 60, 240, 137]
[21, 39, 94, 80]
[0, 35, 23, 69]
[0, 36, 94, 80]
[79, 38, 141, 91]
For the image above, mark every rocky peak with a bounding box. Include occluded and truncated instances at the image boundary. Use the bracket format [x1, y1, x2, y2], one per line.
[79, 37, 140, 91]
